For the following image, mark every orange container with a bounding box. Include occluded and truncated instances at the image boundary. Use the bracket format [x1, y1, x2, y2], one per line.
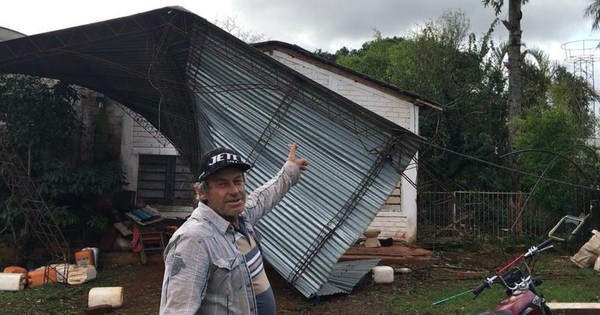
[27, 268, 57, 287]
[3, 266, 27, 275]
[75, 250, 95, 267]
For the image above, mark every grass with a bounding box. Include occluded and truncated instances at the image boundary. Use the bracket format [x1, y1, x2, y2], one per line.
[0, 266, 127, 315]
[388, 279, 507, 314]
[384, 251, 600, 314]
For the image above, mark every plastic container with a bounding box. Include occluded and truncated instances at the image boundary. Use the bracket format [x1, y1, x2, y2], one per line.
[49, 263, 76, 283]
[372, 266, 394, 284]
[27, 267, 58, 287]
[75, 249, 95, 267]
[3, 266, 27, 275]
[88, 286, 123, 308]
[68, 265, 97, 285]
[82, 247, 100, 268]
[0, 272, 26, 291]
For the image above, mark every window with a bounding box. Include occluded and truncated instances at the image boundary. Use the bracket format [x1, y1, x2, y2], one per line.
[136, 155, 194, 206]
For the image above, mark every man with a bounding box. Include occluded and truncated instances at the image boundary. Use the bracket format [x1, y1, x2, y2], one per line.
[160, 143, 308, 315]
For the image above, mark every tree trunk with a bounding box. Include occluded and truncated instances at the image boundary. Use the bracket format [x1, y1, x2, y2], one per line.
[506, 0, 523, 146]
[505, 0, 523, 190]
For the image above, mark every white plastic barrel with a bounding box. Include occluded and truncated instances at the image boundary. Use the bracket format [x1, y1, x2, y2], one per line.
[49, 263, 76, 283]
[372, 266, 394, 284]
[0, 272, 26, 291]
[88, 286, 124, 308]
[68, 265, 97, 285]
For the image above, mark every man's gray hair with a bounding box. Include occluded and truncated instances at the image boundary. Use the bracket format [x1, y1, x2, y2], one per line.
[193, 181, 209, 203]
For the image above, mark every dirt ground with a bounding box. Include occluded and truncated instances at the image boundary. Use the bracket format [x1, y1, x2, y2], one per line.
[1, 240, 592, 315]
[83, 241, 586, 315]
[99, 243, 484, 315]
[111, 260, 401, 315]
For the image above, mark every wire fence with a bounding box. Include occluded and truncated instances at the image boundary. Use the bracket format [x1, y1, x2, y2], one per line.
[417, 190, 599, 242]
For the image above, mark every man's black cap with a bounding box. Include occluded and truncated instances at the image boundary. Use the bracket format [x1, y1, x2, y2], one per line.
[197, 148, 251, 182]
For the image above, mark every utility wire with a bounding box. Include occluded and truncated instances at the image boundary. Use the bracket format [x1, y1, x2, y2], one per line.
[414, 137, 600, 192]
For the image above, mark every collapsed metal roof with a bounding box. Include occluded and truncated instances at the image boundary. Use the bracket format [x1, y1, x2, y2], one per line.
[0, 7, 422, 297]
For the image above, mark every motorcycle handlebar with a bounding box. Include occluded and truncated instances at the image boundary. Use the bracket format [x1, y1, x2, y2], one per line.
[472, 239, 552, 298]
[471, 282, 489, 297]
[537, 238, 553, 250]
[524, 239, 553, 258]
[472, 276, 496, 297]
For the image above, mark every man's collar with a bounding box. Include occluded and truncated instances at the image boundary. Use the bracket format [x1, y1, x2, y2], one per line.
[190, 202, 246, 234]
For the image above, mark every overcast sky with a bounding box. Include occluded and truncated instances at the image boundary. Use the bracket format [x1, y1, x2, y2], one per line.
[1, 0, 598, 65]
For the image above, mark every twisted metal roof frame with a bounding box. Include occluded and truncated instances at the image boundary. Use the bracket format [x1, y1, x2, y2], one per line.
[0, 7, 423, 297]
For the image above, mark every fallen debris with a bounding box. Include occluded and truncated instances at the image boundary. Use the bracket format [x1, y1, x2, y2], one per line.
[570, 229, 600, 269]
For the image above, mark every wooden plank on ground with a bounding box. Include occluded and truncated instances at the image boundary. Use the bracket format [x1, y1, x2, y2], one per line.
[547, 302, 600, 315]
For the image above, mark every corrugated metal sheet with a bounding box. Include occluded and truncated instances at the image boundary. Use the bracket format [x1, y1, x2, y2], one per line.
[0, 7, 422, 298]
[316, 259, 381, 296]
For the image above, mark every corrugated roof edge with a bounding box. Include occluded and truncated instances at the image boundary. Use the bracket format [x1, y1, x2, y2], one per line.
[316, 259, 381, 296]
[0, 26, 26, 41]
[253, 40, 442, 111]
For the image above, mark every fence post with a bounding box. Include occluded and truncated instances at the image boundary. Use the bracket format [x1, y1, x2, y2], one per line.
[452, 191, 457, 233]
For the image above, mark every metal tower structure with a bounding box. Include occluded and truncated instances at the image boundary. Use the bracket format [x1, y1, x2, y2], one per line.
[561, 39, 600, 146]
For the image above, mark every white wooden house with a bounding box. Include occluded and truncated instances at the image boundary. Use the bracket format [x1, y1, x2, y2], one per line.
[103, 41, 437, 243]
[253, 41, 438, 242]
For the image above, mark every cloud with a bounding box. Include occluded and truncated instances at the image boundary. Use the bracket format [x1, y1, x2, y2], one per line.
[230, 0, 596, 62]
[1, 0, 597, 62]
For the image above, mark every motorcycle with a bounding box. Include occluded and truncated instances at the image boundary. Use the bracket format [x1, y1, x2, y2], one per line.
[471, 238, 554, 315]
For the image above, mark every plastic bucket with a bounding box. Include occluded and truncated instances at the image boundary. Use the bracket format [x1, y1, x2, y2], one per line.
[49, 263, 76, 283]
[372, 266, 394, 284]
[75, 250, 95, 267]
[88, 286, 123, 308]
[82, 247, 100, 268]
[27, 267, 57, 287]
[68, 265, 97, 285]
[3, 266, 27, 275]
[0, 272, 26, 291]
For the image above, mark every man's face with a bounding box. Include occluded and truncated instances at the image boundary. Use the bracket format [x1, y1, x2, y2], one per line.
[198, 167, 246, 219]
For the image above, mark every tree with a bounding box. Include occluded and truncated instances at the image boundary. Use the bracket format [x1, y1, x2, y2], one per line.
[214, 16, 265, 43]
[0, 76, 80, 176]
[0, 75, 81, 260]
[0, 75, 126, 260]
[584, 0, 600, 30]
[514, 102, 597, 215]
[483, 0, 529, 149]
[336, 31, 403, 82]
[336, 11, 510, 190]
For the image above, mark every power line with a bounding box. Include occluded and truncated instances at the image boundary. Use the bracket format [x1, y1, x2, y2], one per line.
[415, 137, 600, 192]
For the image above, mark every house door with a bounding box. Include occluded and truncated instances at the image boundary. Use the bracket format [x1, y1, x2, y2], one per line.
[136, 155, 194, 206]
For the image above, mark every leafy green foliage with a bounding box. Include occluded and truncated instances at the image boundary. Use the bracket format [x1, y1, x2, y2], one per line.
[336, 11, 510, 190]
[0, 75, 126, 253]
[336, 31, 402, 83]
[514, 91, 599, 214]
[0, 76, 81, 173]
[333, 9, 599, 198]
[37, 159, 126, 233]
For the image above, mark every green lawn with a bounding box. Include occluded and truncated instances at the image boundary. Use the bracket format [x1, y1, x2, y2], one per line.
[386, 253, 600, 314]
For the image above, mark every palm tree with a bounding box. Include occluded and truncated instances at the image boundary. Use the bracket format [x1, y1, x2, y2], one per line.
[483, 0, 529, 146]
[584, 0, 600, 30]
